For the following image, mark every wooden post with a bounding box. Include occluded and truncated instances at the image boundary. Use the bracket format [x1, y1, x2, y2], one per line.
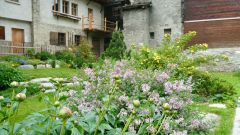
[89, 14, 93, 30]
[82, 16, 84, 31]
[54, 0, 56, 11]
[115, 21, 118, 31]
[104, 18, 107, 32]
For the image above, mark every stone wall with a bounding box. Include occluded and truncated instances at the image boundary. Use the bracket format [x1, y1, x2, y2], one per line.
[194, 48, 240, 72]
[123, 0, 183, 47]
[0, 0, 32, 22]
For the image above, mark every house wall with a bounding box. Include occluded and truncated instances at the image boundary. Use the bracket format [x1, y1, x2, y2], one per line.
[0, 0, 32, 22]
[184, 0, 240, 48]
[0, 18, 32, 42]
[32, 0, 105, 54]
[123, 8, 150, 46]
[123, 0, 183, 47]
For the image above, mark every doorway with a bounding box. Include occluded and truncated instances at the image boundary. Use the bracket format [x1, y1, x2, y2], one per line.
[92, 38, 100, 57]
[12, 28, 24, 54]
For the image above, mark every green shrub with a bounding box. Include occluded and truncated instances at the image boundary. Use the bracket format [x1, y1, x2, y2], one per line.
[0, 64, 23, 89]
[35, 51, 54, 61]
[191, 71, 236, 102]
[101, 31, 127, 60]
[71, 39, 96, 68]
[27, 59, 44, 66]
[55, 50, 75, 64]
[1, 55, 27, 63]
[26, 49, 36, 58]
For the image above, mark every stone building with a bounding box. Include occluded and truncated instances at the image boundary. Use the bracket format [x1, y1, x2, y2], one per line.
[0, 0, 118, 56]
[122, 0, 184, 47]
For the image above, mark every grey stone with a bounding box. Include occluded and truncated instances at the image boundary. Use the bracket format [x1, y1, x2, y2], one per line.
[46, 64, 52, 68]
[40, 82, 55, 88]
[209, 103, 227, 109]
[18, 65, 34, 69]
[44, 89, 56, 93]
[36, 64, 46, 69]
[30, 78, 52, 83]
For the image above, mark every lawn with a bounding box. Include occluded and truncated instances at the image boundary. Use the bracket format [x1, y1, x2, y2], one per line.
[191, 72, 240, 135]
[20, 68, 82, 81]
[0, 68, 81, 122]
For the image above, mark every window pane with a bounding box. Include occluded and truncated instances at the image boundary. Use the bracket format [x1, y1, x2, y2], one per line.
[72, 3, 77, 16]
[58, 33, 66, 46]
[63, 1, 69, 14]
[0, 26, 5, 40]
[75, 35, 81, 45]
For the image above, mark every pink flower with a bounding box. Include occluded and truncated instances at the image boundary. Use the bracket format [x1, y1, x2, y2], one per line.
[156, 72, 170, 83]
[141, 83, 151, 93]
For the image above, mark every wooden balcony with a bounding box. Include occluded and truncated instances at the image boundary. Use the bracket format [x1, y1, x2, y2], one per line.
[82, 16, 118, 33]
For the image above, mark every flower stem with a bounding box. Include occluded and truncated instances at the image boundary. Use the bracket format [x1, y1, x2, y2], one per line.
[94, 84, 117, 135]
[60, 119, 67, 135]
[121, 113, 134, 135]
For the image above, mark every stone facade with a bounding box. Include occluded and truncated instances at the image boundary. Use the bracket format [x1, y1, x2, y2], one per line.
[194, 48, 240, 72]
[123, 0, 183, 47]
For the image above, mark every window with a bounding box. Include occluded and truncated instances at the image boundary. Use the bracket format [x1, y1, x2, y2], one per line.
[164, 28, 172, 35]
[150, 32, 155, 39]
[62, 1, 69, 14]
[75, 35, 81, 45]
[0, 26, 5, 40]
[50, 32, 66, 46]
[52, 0, 59, 11]
[72, 3, 78, 16]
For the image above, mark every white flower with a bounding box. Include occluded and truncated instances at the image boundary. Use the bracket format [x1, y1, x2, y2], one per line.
[15, 93, 26, 101]
[10, 81, 19, 87]
[0, 96, 4, 101]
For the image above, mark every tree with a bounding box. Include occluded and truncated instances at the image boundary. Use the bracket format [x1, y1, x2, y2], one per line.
[102, 31, 127, 60]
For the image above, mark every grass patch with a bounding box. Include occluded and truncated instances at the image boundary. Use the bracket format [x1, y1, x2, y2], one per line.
[0, 94, 54, 122]
[20, 68, 82, 81]
[192, 104, 235, 135]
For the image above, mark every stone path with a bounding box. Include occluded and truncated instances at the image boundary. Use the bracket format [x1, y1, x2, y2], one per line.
[232, 99, 240, 135]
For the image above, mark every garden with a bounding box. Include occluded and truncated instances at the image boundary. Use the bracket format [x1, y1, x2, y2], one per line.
[0, 31, 239, 135]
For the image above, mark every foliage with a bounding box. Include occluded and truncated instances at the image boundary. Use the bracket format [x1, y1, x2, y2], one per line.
[0, 60, 216, 134]
[27, 59, 44, 66]
[102, 31, 127, 60]
[0, 64, 23, 89]
[71, 39, 96, 68]
[35, 51, 55, 61]
[55, 50, 75, 64]
[131, 32, 236, 102]
[191, 71, 236, 103]
[25, 49, 36, 58]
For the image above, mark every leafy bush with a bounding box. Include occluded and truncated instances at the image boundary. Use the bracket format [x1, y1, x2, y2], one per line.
[1, 55, 27, 63]
[0, 64, 23, 89]
[26, 48, 36, 58]
[102, 31, 127, 60]
[191, 71, 236, 102]
[71, 39, 96, 68]
[55, 50, 75, 64]
[131, 32, 235, 102]
[27, 59, 44, 66]
[35, 51, 55, 61]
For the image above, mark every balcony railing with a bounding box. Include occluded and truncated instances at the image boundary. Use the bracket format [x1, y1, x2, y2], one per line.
[82, 16, 118, 33]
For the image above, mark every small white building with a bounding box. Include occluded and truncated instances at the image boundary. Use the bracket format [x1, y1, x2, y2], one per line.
[0, 0, 117, 56]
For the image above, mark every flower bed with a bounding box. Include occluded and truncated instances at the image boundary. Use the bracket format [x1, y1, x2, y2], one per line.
[0, 60, 218, 134]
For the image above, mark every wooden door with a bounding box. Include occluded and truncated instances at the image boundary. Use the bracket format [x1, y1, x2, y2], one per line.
[12, 28, 24, 54]
[88, 8, 93, 30]
[92, 38, 100, 57]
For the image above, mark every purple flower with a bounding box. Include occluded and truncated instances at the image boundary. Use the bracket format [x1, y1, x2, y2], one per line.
[189, 119, 201, 129]
[169, 97, 184, 110]
[163, 122, 170, 131]
[118, 95, 129, 103]
[123, 70, 134, 80]
[167, 64, 177, 70]
[156, 72, 170, 83]
[117, 108, 128, 118]
[128, 124, 136, 133]
[141, 83, 151, 93]
[72, 76, 79, 82]
[171, 130, 187, 135]
[147, 125, 155, 134]
[84, 68, 96, 80]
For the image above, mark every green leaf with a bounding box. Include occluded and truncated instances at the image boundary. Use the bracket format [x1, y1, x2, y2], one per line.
[71, 127, 82, 135]
[99, 123, 112, 134]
